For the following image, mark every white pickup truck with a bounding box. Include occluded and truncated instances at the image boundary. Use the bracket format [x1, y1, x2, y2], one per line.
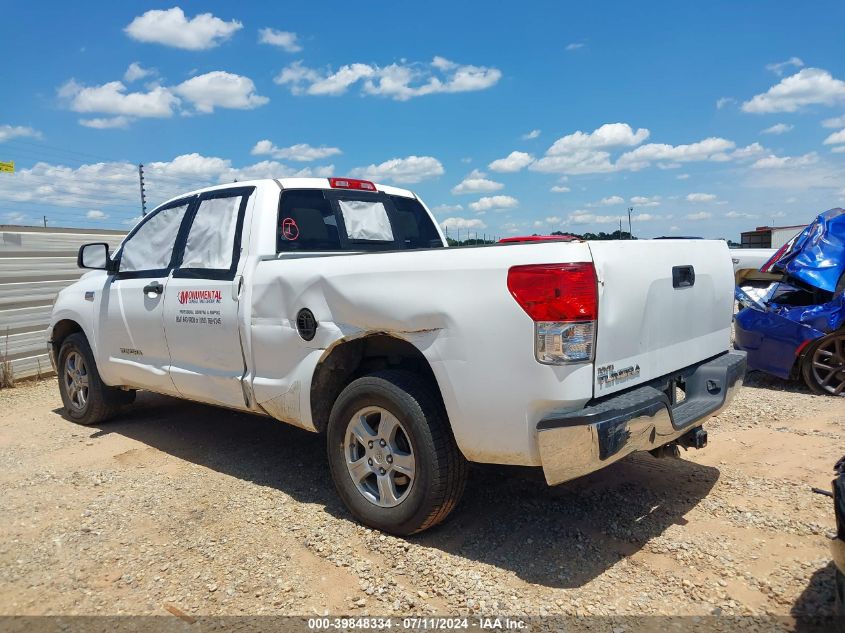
[48, 177, 745, 534]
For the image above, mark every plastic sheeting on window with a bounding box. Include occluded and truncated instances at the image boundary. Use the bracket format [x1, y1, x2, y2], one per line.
[338, 200, 394, 242]
[120, 203, 190, 272]
[181, 196, 242, 270]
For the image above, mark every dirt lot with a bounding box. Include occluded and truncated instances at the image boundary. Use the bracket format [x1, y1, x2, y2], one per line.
[0, 373, 841, 618]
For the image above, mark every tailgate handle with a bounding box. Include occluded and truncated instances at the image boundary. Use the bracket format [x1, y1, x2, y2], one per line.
[672, 265, 695, 288]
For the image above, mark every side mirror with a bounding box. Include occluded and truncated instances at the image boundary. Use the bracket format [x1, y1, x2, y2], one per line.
[77, 242, 112, 271]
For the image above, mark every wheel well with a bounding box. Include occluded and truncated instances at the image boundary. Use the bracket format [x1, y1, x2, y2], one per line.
[50, 319, 83, 358]
[309, 334, 442, 433]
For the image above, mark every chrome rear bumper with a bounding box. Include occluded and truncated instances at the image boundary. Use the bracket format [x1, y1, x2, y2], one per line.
[537, 350, 746, 485]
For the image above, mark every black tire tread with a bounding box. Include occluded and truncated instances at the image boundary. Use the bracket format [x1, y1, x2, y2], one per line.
[58, 333, 133, 425]
[327, 369, 467, 534]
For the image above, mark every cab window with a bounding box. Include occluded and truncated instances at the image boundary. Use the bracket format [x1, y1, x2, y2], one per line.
[119, 201, 191, 274]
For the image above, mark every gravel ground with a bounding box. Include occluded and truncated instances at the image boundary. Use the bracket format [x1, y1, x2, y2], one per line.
[0, 373, 841, 619]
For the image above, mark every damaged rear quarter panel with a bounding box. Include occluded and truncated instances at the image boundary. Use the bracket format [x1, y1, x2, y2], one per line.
[246, 243, 596, 466]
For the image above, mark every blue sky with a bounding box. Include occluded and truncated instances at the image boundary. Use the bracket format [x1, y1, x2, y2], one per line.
[2, 1, 845, 239]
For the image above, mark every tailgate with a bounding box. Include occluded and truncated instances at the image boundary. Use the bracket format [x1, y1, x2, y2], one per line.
[588, 239, 734, 396]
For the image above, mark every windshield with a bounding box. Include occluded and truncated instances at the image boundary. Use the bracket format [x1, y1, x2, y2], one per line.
[276, 189, 443, 252]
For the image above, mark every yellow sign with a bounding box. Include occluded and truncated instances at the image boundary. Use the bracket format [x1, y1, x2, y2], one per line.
[0, 161, 14, 173]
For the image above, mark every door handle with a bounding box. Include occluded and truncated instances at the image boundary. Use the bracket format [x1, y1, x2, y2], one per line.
[672, 265, 695, 288]
[143, 281, 164, 295]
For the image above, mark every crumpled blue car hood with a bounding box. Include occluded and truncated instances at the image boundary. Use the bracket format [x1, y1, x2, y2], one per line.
[768, 207, 845, 293]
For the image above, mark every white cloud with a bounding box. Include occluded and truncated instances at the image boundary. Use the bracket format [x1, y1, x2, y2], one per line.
[823, 128, 845, 145]
[545, 215, 562, 224]
[686, 211, 713, 221]
[725, 211, 760, 219]
[568, 212, 621, 225]
[125, 7, 242, 50]
[258, 28, 302, 52]
[79, 116, 131, 129]
[716, 97, 736, 109]
[550, 185, 571, 193]
[488, 151, 535, 173]
[451, 169, 503, 194]
[822, 114, 845, 128]
[742, 68, 845, 113]
[431, 203, 463, 213]
[440, 217, 486, 231]
[172, 71, 269, 113]
[124, 62, 156, 83]
[546, 123, 650, 155]
[59, 79, 179, 118]
[730, 142, 767, 160]
[0, 153, 338, 213]
[530, 123, 652, 175]
[751, 152, 819, 169]
[251, 139, 341, 161]
[531, 149, 616, 175]
[761, 123, 793, 135]
[616, 137, 735, 170]
[676, 173, 690, 180]
[3, 212, 27, 224]
[86, 210, 108, 220]
[349, 155, 444, 184]
[0, 124, 42, 142]
[521, 129, 541, 140]
[765, 57, 804, 76]
[631, 213, 660, 222]
[276, 57, 501, 100]
[686, 192, 717, 202]
[599, 195, 624, 206]
[630, 195, 660, 207]
[469, 195, 519, 212]
[832, 146, 845, 154]
[565, 43, 584, 51]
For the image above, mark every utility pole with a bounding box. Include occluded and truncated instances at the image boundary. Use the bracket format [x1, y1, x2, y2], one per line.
[627, 207, 633, 239]
[43, 215, 47, 228]
[619, 218, 622, 237]
[138, 163, 147, 216]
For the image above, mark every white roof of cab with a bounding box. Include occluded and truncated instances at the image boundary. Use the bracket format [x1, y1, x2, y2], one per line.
[160, 178, 416, 208]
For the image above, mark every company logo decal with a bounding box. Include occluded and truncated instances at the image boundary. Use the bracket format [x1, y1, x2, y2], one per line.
[281, 217, 299, 241]
[178, 289, 222, 305]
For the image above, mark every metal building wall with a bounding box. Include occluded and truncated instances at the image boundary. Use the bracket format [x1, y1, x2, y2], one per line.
[0, 226, 126, 380]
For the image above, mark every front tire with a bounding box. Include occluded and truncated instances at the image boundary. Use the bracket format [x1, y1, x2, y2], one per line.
[57, 333, 134, 425]
[801, 331, 845, 396]
[327, 370, 467, 535]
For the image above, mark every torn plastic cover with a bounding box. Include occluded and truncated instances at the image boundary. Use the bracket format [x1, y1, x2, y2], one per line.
[120, 202, 190, 272]
[181, 195, 241, 269]
[338, 200, 394, 242]
[767, 207, 845, 293]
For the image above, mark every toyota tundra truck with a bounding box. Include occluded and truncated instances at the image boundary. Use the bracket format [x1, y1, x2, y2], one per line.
[48, 177, 745, 535]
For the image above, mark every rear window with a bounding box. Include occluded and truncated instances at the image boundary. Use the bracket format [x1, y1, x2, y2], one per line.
[277, 189, 443, 252]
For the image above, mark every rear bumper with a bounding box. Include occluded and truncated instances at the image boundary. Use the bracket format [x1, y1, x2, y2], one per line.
[537, 350, 746, 485]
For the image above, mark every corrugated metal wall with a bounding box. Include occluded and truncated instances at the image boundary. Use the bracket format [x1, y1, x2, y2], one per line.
[0, 226, 126, 381]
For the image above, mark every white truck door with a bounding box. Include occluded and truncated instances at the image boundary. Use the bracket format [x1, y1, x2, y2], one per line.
[161, 187, 254, 410]
[100, 197, 194, 394]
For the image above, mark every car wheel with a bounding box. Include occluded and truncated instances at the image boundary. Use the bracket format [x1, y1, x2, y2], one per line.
[801, 331, 845, 396]
[327, 370, 467, 535]
[57, 333, 134, 425]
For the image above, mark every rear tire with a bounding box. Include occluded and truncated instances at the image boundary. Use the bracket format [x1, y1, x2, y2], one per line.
[57, 333, 135, 425]
[326, 370, 467, 535]
[801, 331, 845, 396]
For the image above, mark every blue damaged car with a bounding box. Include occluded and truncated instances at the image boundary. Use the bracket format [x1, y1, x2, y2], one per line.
[734, 207, 845, 395]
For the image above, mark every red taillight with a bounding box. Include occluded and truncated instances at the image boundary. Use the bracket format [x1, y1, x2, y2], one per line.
[507, 263, 598, 322]
[329, 177, 377, 191]
[760, 242, 790, 273]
